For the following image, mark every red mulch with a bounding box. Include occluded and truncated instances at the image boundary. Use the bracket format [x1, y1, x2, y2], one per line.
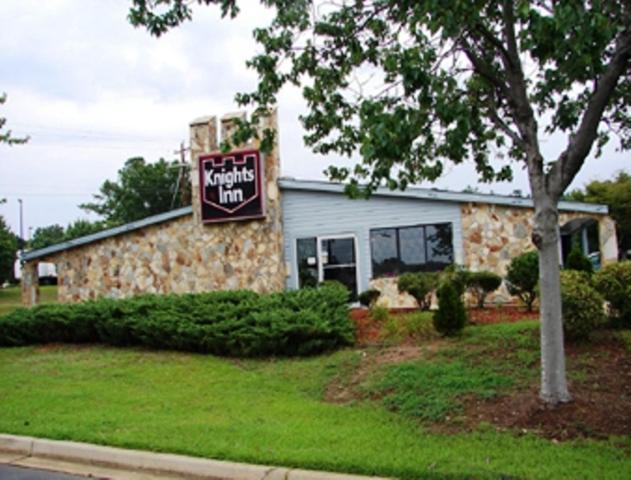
[461, 331, 631, 441]
[350, 305, 539, 345]
[347, 307, 631, 442]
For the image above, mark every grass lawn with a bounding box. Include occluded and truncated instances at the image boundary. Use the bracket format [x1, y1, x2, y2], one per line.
[0, 285, 57, 316]
[0, 321, 628, 479]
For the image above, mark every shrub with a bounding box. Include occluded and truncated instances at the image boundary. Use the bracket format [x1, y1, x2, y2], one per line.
[358, 289, 381, 308]
[397, 272, 438, 310]
[433, 282, 467, 336]
[0, 283, 354, 357]
[593, 261, 631, 327]
[380, 312, 437, 343]
[560, 270, 605, 341]
[368, 304, 390, 324]
[439, 264, 470, 297]
[505, 251, 539, 311]
[467, 271, 502, 309]
[565, 243, 593, 275]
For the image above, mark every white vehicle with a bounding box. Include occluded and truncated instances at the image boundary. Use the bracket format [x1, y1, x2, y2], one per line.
[14, 252, 57, 285]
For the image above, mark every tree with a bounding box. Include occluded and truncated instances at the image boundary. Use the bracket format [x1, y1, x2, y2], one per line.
[80, 157, 191, 226]
[64, 219, 106, 241]
[129, 1, 631, 405]
[505, 251, 539, 312]
[30, 225, 65, 250]
[0, 93, 29, 146]
[566, 171, 631, 259]
[0, 215, 18, 284]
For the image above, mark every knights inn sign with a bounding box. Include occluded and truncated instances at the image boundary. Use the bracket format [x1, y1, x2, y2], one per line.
[198, 149, 266, 223]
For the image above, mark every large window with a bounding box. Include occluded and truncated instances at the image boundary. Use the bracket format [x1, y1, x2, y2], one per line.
[370, 223, 454, 277]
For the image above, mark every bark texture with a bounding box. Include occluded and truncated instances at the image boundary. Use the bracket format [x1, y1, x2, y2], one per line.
[533, 199, 571, 404]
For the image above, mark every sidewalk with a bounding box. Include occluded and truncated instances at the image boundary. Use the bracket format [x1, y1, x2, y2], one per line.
[0, 434, 389, 480]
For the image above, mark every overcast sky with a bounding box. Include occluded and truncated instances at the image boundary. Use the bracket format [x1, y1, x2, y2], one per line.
[0, 0, 628, 237]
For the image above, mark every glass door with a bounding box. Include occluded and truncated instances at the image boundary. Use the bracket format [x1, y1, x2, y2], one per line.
[319, 236, 358, 301]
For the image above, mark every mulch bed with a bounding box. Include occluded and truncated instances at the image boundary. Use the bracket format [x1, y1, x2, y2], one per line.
[350, 305, 539, 345]
[347, 307, 631, 442]
[461, 331, 631, 441]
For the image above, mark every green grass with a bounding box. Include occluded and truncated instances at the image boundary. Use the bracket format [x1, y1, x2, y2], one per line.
[0, 323, 629, 480]
[0, 285, 57, 316]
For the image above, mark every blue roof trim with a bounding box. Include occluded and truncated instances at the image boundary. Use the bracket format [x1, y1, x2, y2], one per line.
[278, 178, 609, 215]
[22, 206, 193, 262]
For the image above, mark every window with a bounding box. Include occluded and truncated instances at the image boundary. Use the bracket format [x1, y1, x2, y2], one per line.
[370, 223, 453, 277]
[297, 237, 318, 288]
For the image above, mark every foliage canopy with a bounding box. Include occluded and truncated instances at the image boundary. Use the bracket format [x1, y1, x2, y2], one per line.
[81, 157, 191, 226]
[567, 171, 631, 258]
[0, 93, 28, 146]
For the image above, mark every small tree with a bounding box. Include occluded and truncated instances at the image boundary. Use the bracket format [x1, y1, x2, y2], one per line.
[564, 242, 594, 275]
[130, 0, 631, 404]
[397, 272, 438, 310]
[438, 265, 470, 298]
[506, 251, 539, 312]
[433, 282, 467, 336]
[467, 271, 502, 309]
[0, 215, 17, 284]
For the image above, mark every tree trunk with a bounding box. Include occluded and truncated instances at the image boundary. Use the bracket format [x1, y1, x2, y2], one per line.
[533, 197, 572, 404]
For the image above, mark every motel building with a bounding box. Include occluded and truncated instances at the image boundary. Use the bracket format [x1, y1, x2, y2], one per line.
[20, 112, 618, 308]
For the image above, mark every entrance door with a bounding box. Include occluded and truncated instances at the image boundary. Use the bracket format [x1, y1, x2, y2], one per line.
[318, 236, 358, 301]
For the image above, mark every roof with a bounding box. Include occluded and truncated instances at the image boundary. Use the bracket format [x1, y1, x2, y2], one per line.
[22, 206, 193, 262]
[22, 178, 608, 262]
[278, 178, 608, 214]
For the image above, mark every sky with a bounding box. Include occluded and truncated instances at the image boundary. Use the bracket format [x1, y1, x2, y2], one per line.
[0, 0, 628, 237]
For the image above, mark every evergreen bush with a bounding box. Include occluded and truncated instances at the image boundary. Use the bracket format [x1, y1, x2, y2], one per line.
[433, 282, 467, 336]
[0, 283, 354, 357]
[505, 251, 539, 311]
[565, 243, 593, 275]
[438, 264, 470, 297]
[593, 261, 631, 327]
[560, 270, 605, 341]
[358, 289, 381, 308]
[467, 271, 502, 308]
[397, 272, 438, 310]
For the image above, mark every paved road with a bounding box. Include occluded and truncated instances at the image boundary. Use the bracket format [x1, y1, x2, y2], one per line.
[0, 464, 88, 480]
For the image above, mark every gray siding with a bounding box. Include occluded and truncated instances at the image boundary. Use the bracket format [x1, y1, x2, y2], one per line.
[281, 190, 464, 292]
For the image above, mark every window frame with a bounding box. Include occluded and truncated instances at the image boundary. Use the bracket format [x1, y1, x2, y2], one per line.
[369, 222, 454, 278]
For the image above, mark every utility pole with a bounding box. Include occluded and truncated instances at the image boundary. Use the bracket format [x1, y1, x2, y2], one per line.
[170, 141, 191, 209]
[17, 198, 23, 241]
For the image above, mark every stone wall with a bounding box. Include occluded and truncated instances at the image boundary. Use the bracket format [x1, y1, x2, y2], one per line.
[461, 202, 617, 304]
[368, 203, 617, 309]
[24, 111, 285, 305]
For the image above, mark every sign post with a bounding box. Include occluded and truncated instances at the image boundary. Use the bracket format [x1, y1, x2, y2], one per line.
[198, 149, 266, 223]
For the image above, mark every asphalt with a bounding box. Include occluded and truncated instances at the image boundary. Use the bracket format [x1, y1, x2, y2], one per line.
[0, 464, 87, 480]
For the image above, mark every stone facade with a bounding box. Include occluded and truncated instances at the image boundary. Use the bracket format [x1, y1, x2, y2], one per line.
[460, 202, 617, 305]
[366, 203, 618, 309]
[23, 111, 285, 305]
[369, 277, 418, 309]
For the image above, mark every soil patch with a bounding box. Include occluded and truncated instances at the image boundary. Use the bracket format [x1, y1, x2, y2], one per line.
[468, 305, 539, 325]
[462, 331, 631, 441]
[325, 345, 426, 403]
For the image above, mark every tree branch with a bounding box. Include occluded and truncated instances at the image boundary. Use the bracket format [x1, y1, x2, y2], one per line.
[551, 24, 631, 197]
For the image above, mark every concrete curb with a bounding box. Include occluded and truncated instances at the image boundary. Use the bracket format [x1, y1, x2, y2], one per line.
[0, 434, 388, 480]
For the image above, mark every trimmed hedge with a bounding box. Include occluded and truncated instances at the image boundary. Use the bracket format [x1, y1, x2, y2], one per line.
[0, 284, 354, 357]
[593, 261, 631, 327]
[467, 271, 502, 309]
[560, 270, 605, 341]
